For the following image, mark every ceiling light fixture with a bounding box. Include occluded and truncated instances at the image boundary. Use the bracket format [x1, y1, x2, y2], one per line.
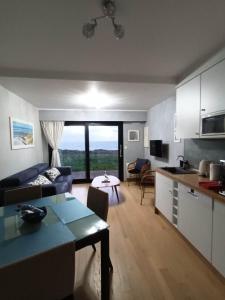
[82, 0, 125, 39]
[77, 85, 116, 109]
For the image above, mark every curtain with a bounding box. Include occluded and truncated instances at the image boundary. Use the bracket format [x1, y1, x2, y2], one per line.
[41, 121, 64, 167]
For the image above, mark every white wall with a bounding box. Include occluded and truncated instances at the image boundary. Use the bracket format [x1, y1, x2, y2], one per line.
[145, 96, 184, 168]
[123, 122, 145, 179]
[0, 85, 43, 180]
[39, 110, 147, 122]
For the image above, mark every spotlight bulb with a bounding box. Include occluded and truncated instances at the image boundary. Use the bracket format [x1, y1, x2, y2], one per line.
[103, 0, 116, 17]
[114, 24, 124, 39]
[82, 22, 96, 39]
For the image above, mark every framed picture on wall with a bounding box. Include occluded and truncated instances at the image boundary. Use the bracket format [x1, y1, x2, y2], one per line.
[128, 130, 139, 141]
[10, 117, 35, 149]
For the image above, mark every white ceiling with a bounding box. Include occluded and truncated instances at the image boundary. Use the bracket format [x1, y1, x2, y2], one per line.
[0, 77, 174, 110]
[1, 0, 225, 110]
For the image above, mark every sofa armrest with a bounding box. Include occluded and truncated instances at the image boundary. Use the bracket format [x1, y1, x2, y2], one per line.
[57, 167, 72, 176]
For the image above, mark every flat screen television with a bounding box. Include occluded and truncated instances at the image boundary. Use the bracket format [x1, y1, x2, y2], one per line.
[150, 140, 163, 157]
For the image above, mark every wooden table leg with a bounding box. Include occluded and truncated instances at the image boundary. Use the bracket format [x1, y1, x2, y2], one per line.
[101, 229, 110, 300]
[114, 186, 119, 203]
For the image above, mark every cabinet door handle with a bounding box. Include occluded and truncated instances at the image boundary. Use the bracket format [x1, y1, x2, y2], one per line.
[187, 191, 198, 198]
[201, 108, 206, 112]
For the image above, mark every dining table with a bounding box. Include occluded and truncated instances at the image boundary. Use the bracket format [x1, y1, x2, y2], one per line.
[0, 193, 110, 300]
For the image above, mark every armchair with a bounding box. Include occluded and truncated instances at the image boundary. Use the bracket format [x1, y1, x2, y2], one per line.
[127, 158, 150, 185]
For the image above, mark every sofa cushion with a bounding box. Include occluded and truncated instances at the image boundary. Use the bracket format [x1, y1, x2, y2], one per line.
[45, 168, 61, 182]
[55, 175, 69, 183]
[32, 163, 49, 173]
[0, 168, 39, 188]
[29, 175, 52, 186]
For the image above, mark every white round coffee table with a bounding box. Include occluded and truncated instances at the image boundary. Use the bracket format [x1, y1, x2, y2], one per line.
[91, 175, 120, 202]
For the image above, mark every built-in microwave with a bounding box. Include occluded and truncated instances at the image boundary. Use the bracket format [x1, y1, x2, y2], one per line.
[201, 111, 225, 138]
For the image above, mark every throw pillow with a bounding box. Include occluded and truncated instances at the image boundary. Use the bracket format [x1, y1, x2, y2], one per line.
[29, 175, 52, 186]
[45, 167, 61, 182]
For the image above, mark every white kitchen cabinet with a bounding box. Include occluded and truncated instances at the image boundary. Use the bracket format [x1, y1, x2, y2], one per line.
[212, 201, 225, 277]
[176, 76, 200, 139]
[178, 183, 213, 261]
[201, 59, 225, 114]
[155, 173, 173, 222]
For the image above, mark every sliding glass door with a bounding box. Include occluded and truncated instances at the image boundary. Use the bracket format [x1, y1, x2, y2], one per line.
[59, 125, 86, 180]
[58, 122, 123, 182]
[89, 125, 119, 179]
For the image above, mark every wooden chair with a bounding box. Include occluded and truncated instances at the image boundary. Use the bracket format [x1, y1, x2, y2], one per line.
[87, 186, 113, 271]
[0, 241, 75, 300]
[140, 170, 155, 205]
[127, 158, 150, 185]
[4, 186, 42, 206]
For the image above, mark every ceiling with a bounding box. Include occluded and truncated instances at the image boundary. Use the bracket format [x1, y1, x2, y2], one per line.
[0, 77, 174, 110]
[0, 0, 225, 110]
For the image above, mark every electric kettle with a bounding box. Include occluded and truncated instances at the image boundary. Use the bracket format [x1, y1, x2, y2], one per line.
[199, 160, 211, 177]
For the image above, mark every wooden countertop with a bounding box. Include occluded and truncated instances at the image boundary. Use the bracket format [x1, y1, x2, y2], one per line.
[156, 168, 225, 204]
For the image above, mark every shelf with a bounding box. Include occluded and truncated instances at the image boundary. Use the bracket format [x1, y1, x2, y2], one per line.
[172, 214, 178, 219]
[173, 196, 178, 201]
[173, 205, 178, 210]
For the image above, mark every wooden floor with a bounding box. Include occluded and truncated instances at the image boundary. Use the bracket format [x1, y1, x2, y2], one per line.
[71, 182, 225, 300]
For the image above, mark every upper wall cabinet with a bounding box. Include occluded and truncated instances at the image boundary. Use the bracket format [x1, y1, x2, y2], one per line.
[176, 76, 200, 139]
[201, 59, 225, 114]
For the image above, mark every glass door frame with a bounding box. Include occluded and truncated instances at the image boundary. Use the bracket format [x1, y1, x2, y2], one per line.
[51, 121, 124, 183]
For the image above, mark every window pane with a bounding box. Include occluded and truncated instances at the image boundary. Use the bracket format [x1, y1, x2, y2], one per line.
[59, 126, 86, 180]
[89, 126, 118, 179]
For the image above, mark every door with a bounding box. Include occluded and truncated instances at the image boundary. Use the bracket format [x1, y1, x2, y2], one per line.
[59, 122, 123, 182]
[89, 125, 121, 179]
[176, 76, 201, 138]
[212, 200, 225, 277]
[59, 125, 87, 180]
[155, 173, 173, 222]
[201, 59, 225, 114]
[178, 183, 212, 261]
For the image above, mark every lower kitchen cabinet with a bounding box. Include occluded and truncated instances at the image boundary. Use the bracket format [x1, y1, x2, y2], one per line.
[178, 183, 213, 261]
[155, 173, 173, 222]
[212, 201, 225, 277]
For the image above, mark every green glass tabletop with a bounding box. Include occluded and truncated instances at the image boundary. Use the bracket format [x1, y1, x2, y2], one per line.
[0, 193, 109, 268]
[0, 222, 75, 268]
[0, 205, 60, 242]
[67, 214, 109, 241]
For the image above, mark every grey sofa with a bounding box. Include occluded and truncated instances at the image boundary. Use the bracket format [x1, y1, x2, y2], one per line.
[0, 163, 73, 206]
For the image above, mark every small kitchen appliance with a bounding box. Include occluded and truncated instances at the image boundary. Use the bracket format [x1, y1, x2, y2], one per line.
[199, 160, 211, 176]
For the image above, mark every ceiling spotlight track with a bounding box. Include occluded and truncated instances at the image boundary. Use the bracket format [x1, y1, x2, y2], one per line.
[82, 0, 124, 39]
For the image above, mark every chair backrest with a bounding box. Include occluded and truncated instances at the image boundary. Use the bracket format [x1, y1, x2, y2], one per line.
[87, 186, 109, 221]
[140, 162, 151, 176]
[4, 186, 42, 206]
[135, 158, 150, 171]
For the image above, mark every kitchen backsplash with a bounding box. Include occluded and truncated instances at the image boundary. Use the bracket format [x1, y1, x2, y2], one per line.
[184, 139, 225, 169]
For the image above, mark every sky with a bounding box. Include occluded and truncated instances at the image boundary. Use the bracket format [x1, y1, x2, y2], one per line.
[59, 125, 118, 150]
